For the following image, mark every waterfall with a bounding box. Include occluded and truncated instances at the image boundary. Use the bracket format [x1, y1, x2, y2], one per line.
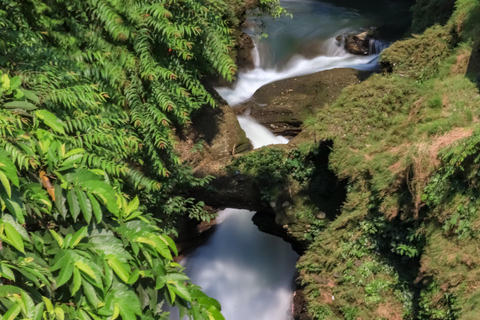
[172, 1, 410, 319]
[369, 38, 390, 55]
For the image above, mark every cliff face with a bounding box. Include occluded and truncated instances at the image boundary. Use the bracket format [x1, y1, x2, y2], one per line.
[226, 0, 480, 319]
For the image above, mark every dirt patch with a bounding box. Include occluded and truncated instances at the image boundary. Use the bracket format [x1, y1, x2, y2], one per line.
[376, 303, 403, 320]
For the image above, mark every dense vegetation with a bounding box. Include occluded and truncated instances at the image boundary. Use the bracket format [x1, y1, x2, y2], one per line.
[296, 0, 480, 318]
[0, 0, 288, 318]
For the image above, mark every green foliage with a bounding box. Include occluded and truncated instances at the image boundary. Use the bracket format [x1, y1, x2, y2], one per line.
[0, 0, 243, 315]
[0, 73, 225, 319]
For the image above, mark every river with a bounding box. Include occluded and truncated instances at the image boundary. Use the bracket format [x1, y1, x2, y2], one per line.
[174, 1, 412, 319]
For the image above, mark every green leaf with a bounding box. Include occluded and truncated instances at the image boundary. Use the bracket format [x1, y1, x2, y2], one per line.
[3, 101, 37, 110]
[21, 89, 40, 103]
[70, 266, 82, 296]
[0, 265, 15, 281]
[3, 191, 25, 224]
[42, 296, 54, 313]
[63, 148, 85, 159]
[55, 307, 65, 320]
[3, 221, 25, 253]
[76, 189, 92, 224]
[67, 188, 81, 221]
[106, 254, 130, 283]
[82, 279, 100, 309]
[54, 184, 67, 219]
[35, 110, 65, 134]
[49, 229, 64, 248]
[56, 261, 74, 288]
[87, 192, 102, 223]
[0, 171, 11, 198]
[3, 303, 21, 320]
[171, 282, 193, 302]
[71, 226, 88, 248]
[160, 234, 178, 256]
[9, 76, 21, 90]
[75, 261, 96, 280]
[0, 151, 19, 187]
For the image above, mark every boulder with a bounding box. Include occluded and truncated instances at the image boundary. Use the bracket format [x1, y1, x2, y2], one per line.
[233, 68, 371, 137]
[335, 29, 381, 55]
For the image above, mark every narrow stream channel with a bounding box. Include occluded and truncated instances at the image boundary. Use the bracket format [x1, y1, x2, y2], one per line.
[175, 1, 413, 319]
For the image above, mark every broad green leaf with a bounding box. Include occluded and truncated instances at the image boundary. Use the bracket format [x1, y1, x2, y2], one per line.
[49, 229, 64, 248]
[9, 76, 21, 90]
[20, 289, 36, 318]
[54, 184, 67, 219]
[55, 261, 74, 288]
[63, 148, 85, 159]
[55, 307, 65, 320]
[70, 267, 82, 296]
[42, 296, 54, 313]
[75, 261, 96, 280]
[3, 191, 25, 224]
[125, 196, 139, 215]
[4, 101, 37, 110]
[33, 302, 44, 320]
[3, 303, 21, 320]
[207, 306, 225, 320]
[67, 188, 80, 221]
[1, 73, 10, 90]
[76, 189, 92, 224]
[21, 89, 40, 103]
[4, 222, 25, 253]
[160, 234, 178, 256]
[87, 192, 102, 223]
[35, 110, 65, 134]
[112, 304, 120, 320]
[70, 226, 88, 247]
[82, 279, 100, 309]
[171, 282, 192, 302]
[106, 254, 130, 283]
[0, 171, 11, 198]
[126, 269, 140, 284]
[0, 264, 15, 281]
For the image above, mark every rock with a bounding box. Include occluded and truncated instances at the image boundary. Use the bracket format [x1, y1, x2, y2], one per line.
[234, 68, 372, 138]
[336, 28, 382, 55]
[334, 272, 341, 278]
[316, 212, 326, 220]
[176, 89, 252, 168]
[236, 32, 255, 71]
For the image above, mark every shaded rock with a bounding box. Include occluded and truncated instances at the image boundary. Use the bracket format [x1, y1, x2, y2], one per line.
[234, 68, 371, 138]
[335, 28, 383, 55]
[176, 92, 251, 168]
[236, 32, 255, 71]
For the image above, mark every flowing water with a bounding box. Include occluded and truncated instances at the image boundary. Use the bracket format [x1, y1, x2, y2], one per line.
[175, 1, 412, 319]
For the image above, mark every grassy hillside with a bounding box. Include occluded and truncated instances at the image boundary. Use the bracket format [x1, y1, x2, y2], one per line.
[295, 0, 480, 319]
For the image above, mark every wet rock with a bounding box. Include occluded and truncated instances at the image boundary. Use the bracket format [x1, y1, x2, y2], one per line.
[335, 28, 383, 55]
[234, 68, 372, 138]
